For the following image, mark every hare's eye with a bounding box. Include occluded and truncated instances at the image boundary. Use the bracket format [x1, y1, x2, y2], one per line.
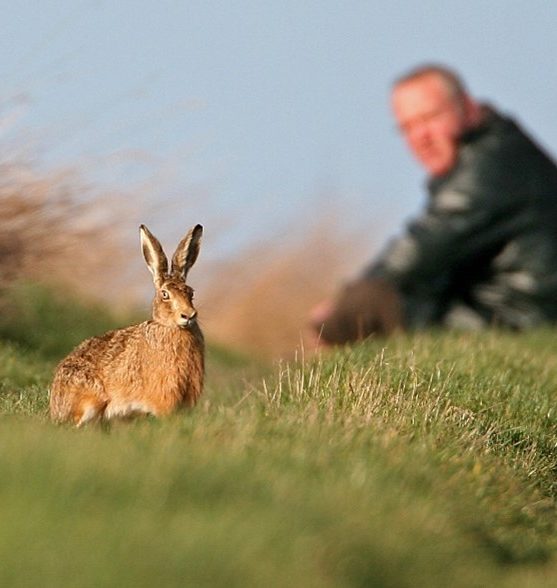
[161, 290, 170, 300]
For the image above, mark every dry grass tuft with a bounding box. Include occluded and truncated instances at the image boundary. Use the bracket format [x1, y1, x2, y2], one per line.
[200, 220, 371, 358]
[0, 159, 136, 306]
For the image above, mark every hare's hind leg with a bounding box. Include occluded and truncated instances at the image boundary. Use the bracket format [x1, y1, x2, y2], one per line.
[72, 393, 108, 427]
[50, 386, 107, 427]
[50, 370, 109, 426]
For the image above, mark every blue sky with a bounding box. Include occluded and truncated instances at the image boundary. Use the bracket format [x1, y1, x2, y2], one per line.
[2, 1, 557, 269]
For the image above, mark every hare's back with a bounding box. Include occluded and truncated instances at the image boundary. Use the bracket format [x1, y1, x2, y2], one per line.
[55, 323, 144, 376]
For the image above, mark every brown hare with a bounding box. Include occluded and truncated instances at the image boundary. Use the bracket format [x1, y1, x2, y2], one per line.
[50, 224, 204, 426]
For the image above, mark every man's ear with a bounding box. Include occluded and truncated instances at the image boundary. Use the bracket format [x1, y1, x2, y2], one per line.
[463, 95, 483, 127]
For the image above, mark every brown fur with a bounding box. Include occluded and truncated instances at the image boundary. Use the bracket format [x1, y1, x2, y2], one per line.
[49, 224, 205, 426]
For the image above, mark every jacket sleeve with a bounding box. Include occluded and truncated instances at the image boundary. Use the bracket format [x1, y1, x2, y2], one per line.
[363, 149, 528, 297]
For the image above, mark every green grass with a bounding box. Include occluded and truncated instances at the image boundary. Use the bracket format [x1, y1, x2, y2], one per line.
[2, 287, 557, 586]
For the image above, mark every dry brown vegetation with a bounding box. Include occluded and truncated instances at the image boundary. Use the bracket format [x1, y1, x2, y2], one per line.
[0, 159, 135, 302]
[200, 220, 371, 358]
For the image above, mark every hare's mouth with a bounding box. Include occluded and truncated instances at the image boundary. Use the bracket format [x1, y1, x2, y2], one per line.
[178, 317, 196, 328]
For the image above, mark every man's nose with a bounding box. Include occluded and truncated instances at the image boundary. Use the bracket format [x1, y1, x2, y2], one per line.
[409, 124, 433, 148]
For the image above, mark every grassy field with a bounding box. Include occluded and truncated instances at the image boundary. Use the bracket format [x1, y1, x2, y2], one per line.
[2, 289, 557, 586]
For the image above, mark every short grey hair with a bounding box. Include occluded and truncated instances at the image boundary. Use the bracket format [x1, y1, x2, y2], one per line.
[393, 64, 468, 101]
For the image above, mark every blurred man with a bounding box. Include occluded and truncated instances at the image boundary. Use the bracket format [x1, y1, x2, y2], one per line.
[311, 64, 557, 344]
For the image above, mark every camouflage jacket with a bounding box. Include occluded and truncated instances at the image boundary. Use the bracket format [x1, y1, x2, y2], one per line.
[365, 107, 557, 329]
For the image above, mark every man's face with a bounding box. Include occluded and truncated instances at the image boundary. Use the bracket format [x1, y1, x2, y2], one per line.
[392, 74, 468, 177]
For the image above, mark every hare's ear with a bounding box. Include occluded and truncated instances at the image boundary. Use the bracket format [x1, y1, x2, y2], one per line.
[140, 225, 168, 286]
[171, 224, 203, 280]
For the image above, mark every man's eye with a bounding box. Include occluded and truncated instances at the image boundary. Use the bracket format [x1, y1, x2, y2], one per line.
[161, 290, 170, 300]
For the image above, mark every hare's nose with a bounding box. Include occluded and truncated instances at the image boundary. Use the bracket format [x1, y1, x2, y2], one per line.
[182, 310, 197, 321]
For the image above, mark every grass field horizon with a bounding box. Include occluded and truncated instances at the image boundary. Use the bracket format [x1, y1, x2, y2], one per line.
[2, 287, 557, 586]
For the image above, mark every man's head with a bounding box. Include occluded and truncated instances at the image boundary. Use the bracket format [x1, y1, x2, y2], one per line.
[392, 64, 483, 177]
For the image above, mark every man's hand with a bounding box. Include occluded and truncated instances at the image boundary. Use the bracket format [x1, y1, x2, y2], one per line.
[308, 278, 405, 346]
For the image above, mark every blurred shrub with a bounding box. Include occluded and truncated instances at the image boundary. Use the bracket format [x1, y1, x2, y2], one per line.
[0, 159, 132, 300]
[201, 220, 365, 358]
[0, 281, 128, 359]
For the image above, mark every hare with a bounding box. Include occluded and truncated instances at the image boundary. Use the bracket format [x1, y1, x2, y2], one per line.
[50, 224, 205, 426]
